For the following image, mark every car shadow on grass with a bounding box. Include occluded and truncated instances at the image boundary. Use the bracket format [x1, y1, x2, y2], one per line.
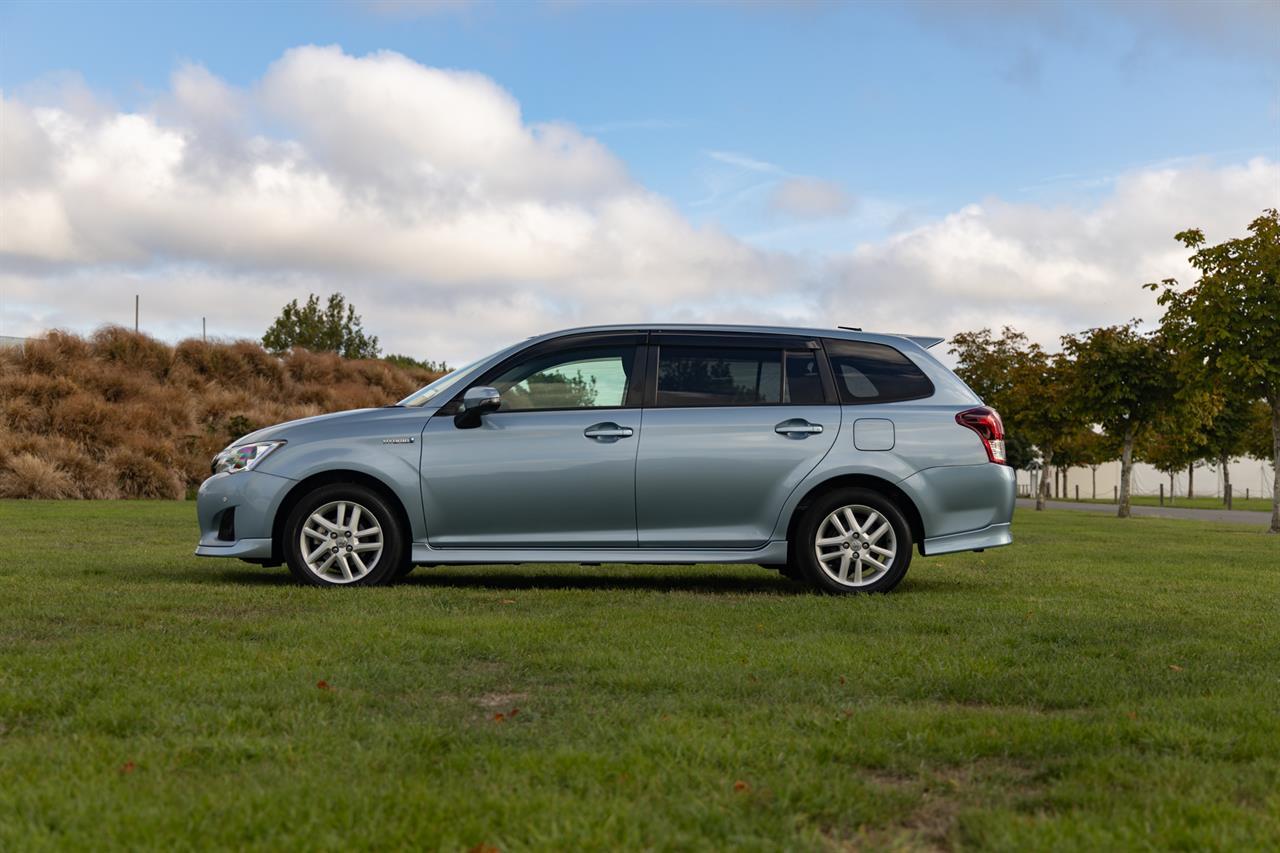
[401, 569, 806, 595]
[188, 565, 954, 595]
[193, 564, 809, 594]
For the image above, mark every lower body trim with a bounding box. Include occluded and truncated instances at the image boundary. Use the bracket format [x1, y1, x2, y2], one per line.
[921, 523, 1012, 556]
[410, 540, 789, 566]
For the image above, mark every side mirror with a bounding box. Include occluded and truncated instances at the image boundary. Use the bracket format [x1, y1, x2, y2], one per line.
[454, 386, 501, 428]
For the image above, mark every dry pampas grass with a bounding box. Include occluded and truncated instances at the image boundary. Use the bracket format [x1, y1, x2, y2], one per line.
[0, 327, 441, 500]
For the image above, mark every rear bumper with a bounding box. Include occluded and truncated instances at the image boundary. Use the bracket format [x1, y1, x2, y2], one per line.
[900, 463, 1016, 538]
[921, 522, 1012, 556]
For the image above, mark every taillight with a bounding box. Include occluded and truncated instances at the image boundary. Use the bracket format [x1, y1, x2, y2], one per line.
[956, 407, 1007, 464]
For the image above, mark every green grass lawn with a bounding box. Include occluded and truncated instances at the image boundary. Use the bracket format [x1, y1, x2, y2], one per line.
[2, 501, 1278, 851]
[1064, 494, 1274, 513]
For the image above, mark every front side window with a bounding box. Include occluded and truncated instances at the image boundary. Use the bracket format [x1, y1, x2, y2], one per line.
[824, 339, 934, 404]
[487, 344, 636, 411]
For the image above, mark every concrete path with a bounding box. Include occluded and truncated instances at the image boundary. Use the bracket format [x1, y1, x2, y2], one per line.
[1016, 498, 1274, 527]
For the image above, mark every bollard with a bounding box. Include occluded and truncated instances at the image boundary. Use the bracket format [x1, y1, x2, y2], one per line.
[1114, 485, 1118, 503]
[1075, 484, 1079, 502]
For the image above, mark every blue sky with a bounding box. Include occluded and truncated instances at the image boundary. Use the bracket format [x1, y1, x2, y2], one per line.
[1, 0, 1277, 359]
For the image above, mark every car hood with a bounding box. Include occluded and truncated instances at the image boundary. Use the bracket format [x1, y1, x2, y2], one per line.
[231, 405, 437, 446]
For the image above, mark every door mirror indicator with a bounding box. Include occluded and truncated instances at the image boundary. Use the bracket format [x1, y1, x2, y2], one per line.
[455, 386, 501, 429]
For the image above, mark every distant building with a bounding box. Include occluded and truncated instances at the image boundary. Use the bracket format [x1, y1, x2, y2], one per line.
[1016, 459, 1276, 501]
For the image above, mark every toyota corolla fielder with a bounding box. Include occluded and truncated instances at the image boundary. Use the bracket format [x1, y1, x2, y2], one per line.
[196, 324, 1014, 593]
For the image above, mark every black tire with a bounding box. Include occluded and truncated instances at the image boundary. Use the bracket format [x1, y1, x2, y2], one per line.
[794, 487, 914, 594]
[282, 483, 407, 587]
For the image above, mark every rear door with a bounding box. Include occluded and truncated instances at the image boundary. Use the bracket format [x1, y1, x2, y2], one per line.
[635, 332, 840, 548]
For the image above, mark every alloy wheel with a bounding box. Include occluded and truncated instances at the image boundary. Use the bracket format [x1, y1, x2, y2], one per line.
[813, 504, 897, 588]
[299, 500, 384, 584]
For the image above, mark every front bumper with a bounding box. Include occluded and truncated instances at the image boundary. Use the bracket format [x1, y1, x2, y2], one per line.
[194, 538, 274, 559]
[194, 470, 295, 560]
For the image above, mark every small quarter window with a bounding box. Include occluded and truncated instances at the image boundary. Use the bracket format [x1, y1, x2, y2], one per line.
[784, 350, 826, 405]
[824, 339, 934, 404]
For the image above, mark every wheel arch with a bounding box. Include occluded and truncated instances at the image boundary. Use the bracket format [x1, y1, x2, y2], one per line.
[270, 469, 414, 563]
[785, 474, 927, 556]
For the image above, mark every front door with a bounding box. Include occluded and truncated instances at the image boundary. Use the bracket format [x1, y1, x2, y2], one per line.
[421, 333, 645, 548]
[635, 334, 840, 548]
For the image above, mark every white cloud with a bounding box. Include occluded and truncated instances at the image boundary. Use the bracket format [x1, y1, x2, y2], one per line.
[1, 46, 1276, 363]
[768, 177, 855, 220]
[0, 46, 799, 356]
[819, 157, 1280, 352]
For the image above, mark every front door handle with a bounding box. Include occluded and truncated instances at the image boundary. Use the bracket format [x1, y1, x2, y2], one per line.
[775, 418, 824, 438]
[584, 422, 635, 441]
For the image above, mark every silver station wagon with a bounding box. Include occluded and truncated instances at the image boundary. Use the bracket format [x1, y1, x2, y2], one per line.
[195, 324, 1015, 592]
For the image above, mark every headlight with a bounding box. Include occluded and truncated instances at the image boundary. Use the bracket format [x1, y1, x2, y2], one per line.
[211, 440, 286, 475]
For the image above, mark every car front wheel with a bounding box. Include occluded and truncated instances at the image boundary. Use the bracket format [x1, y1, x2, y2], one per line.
[795, 488, 913, 594]
[283, 483, 407, 587]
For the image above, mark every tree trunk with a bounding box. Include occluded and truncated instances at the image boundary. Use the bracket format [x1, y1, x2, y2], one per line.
[1118, 427, 1135, 518]
[1219, 453, 1230, 507]
[1036, 451, 1052, 511]
[1169, 471, 1174, 502]
[1270, 397, 1280, 534]
[1188, 463, 1194, 499]
[1091, 465, 1097, 500]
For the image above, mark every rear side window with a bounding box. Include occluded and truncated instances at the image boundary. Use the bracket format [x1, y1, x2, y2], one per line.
[655, 345, 827, 407]
[824, 339, 934, 404]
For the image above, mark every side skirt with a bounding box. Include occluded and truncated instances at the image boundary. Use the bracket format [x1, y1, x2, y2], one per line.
[410, 540, 789, 566]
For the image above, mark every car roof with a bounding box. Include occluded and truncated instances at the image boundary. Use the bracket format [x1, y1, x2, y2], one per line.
[529, 323, 945, 351]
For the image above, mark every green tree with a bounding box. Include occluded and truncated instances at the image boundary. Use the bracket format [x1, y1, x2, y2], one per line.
[1241, 399, 1274, 463]
[1063, 323, 1180, 518]
[1147, 209, 1280, 532]
[263, 293, 380, 359]
[1060, 427, 1119, 500]
[1190, 388, 1257, 505]
[1137, 417, 1199, 502]
[384, 353, 451, 374]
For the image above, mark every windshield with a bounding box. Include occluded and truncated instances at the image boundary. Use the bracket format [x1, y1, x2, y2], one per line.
[397, 357, 485, 408]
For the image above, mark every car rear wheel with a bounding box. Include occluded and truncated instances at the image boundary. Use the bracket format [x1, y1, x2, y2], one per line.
[795, 487, 913, 594]
[283, 483, 407, 587]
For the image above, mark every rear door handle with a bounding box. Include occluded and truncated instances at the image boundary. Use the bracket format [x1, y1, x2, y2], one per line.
[584, 422, 634, 440]
[775, 419, 824, 437]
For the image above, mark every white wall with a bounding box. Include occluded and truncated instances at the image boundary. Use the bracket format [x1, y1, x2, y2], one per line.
[1014, 458, 1276, 500]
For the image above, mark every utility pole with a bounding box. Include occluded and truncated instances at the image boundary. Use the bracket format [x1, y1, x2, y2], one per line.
[134, 295, 139, 333]
[202, 317, 207, 342]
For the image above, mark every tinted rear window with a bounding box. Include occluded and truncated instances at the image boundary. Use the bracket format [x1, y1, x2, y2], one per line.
[655, 345, 828, 407]
[823, 339, 934, 404]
